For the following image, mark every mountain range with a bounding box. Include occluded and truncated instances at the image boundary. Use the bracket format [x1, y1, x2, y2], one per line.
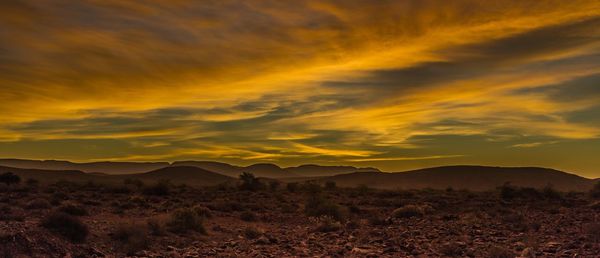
[0, 159, 597, 191]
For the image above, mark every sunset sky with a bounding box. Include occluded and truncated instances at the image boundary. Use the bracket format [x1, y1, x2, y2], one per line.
[1, 0, 600, 177]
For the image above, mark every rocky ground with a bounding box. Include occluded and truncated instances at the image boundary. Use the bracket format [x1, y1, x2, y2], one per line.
[1, 180, 600, 257]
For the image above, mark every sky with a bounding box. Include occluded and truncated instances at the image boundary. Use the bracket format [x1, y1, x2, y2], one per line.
[1, 0, 600, 177]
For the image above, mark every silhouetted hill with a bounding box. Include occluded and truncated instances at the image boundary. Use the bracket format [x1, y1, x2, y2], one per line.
[171, 161, 376, 178]
[0, 165, 94, 183]
[321, 165, 594, 191]
[0, 159, 169, 174]
[129, 166, 232, 186]
[286, 164, 380, 177]
[0, 165, 232, 186]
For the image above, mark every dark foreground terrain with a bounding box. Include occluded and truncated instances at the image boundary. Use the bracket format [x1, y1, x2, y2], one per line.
[1, 177, 600, 257]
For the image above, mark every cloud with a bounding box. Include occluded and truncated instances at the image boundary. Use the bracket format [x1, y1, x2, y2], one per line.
[1, 0, 600, 176]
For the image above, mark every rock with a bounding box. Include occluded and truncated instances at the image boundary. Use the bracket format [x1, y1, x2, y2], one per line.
[255, 236, 270, 245]
[520, 247, 535, 258]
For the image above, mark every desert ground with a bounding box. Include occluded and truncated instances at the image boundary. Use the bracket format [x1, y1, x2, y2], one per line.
[1, 173, 600, 258]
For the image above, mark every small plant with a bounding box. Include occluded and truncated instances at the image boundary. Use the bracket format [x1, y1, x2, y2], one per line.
[0, 172, 21, 186]
[26, 178, 39, 187]
[58, 203, 88, 216]
[167, 208, 206, 234]
[193, 206, 213, 218]
[239, 172, 263, 191]
[324, 181, 336, 190]
[26, 198, 51, 210]
[123, 178, 144, 188]
[392, 205, 423, 218]
[286, 182, 299, 192]
[542, 185, 561, 199]
[41, 212, 89, 242]
[243, 226, 262, 239]
[499, 182, 516, 200]
[590, 181, 600, 199]
[147, 218, 166, 236]
[438, 241, 465, 257]
[315, 216, 342, 232]
[487, 246, 515, 258]
[585, 222, 600, 243]
[304, 194, 345, 221]
[269, 181, 280, 191]
[143, 181, 170, 196]
[112, 223, 150, 255]
[240, 211, 257, 222]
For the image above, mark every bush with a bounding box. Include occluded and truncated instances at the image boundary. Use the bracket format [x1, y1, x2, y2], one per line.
[0, 172, 20, 186]
[123, 178, 144, 188]
[391, 205, 423, 218]
[590, 182, 600, 199]
[324, 181, 336, 190]
[58, 203, 88, 216]
[542, 185, 561, 199]
[499, 182, 516, 200]
[487, 246, 515, 258]
[26, 198, 51, 210]
[167, 208, 206, 234]
[143, 181, 170, 196]
[41, 212, 89, 242]
[193, 206, 213, 218]
[26, 178, 39, 187]
[315, 216, 342, 232]
[269, 181, 280, 191]
[147, 218, 166, 236]
[304, 194, 344, 221]
[112, 224, 149, 255]
[286, 182, 299, 192]
[240, 211, 257, 222]
[585, 222, 600, 243]
[243, 226, 262, 239]
[239, 172, 263, 191]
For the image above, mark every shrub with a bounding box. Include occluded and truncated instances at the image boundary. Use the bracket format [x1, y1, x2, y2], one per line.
[392, 205, 424, 218]
[286, 182, 299, 192]
[542, 185, 561, 199]
[243, 226, 262, 239]
[113, 224, 149, 255]
[193, 206, 213, 218]
[590, 182, 600, 199]
[438, 241, 465, 257]
[499, 182, 516, 200]
[143, 181, 170, 196]
[0, 172, 20, 186]
[41, 212, 88, 242]
[315, 216, 342, 232]
[240, 211, 257, 222]
[324, 181, 336, 190]
[26, 198, 51, 210]
[304, 194, 344, 221]
[487, 246, 515, 258]
[167, 208, 206, 234]
[26, 178, 39, 187]
[239, 172, 263, 191]
[147, 218, 166, 236]
[302, 182, 321, 194]
[269, 181, 280, 191]
[123, 178, 144, 188]
[58, 203, 88, 216]
[585, 222, 600, 243]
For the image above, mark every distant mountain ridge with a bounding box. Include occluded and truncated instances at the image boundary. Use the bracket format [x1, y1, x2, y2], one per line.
[0, 159, 169, 174]
[0, 165, 232, 186]
[171, 161, 380, 178]
[0, 164, 597, 191]
[320, 165, 595, 191]
[0, 159, 379, 178]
